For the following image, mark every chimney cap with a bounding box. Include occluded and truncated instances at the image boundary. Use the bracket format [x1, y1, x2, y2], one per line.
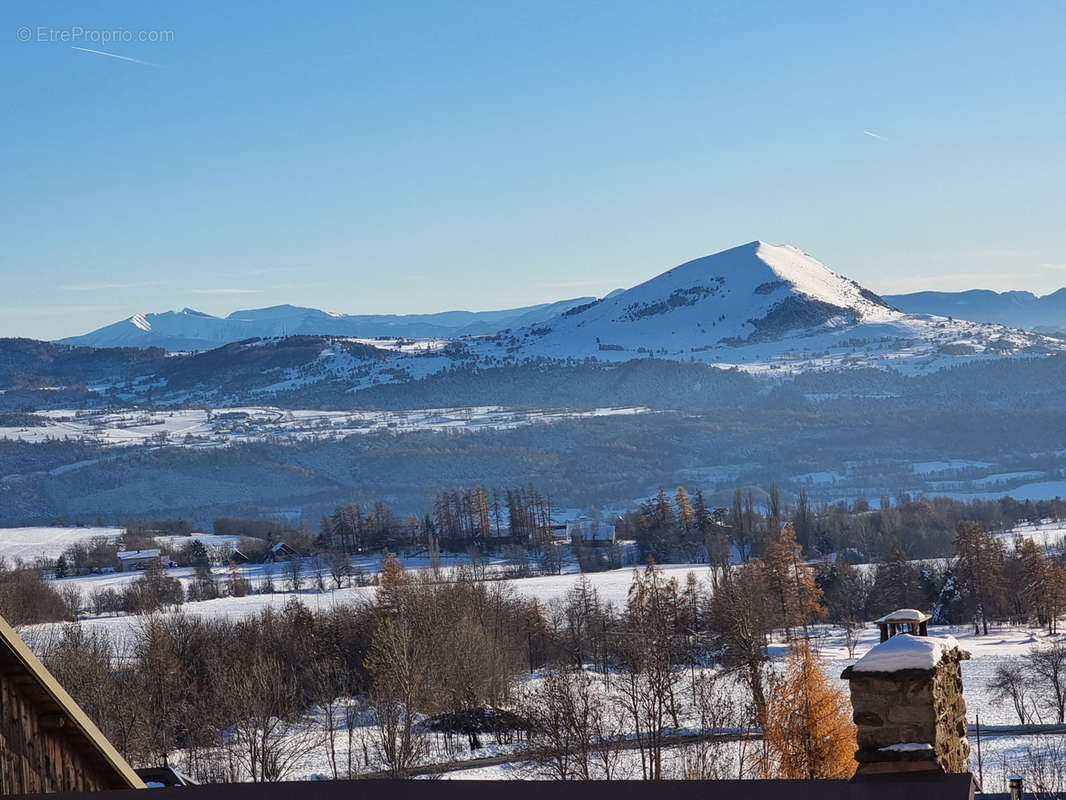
[876, 608, 932, 624]
[846, 633, 969, 675]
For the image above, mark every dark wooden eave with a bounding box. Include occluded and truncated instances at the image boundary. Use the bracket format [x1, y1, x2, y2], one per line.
[0, 614, 145, 790]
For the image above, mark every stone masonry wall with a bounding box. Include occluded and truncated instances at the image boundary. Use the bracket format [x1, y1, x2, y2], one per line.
[931, 655, 970, 772]
[842, 648, 970, 774]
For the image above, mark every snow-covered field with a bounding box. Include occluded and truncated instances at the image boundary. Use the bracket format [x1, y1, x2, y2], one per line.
[25, 561, 708, 652]
[21, 552, 1053, 730]
[0, 405, 652, 448]
[995, 519, 1066, 552]
[0, 526, 123, 562]
[13, 522, 1066, 785]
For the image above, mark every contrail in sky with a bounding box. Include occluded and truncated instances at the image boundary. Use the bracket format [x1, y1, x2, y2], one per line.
[863, 130, 887, 141]
[71, 46, 158, 67]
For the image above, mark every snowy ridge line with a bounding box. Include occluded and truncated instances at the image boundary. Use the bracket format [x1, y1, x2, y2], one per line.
[57, 298, 603, 352]
[30, 241, 1066, 408]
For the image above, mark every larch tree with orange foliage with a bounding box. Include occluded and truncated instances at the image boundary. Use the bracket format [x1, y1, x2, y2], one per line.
[763, 640, 856, 779]
[760, 523, 826, 640]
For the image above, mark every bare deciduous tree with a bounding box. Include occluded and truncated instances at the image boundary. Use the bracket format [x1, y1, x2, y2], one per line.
[617, 562, 686, 780]
[675, 671, 749, 780]
[226, 655, 322, 782]
[1026, 642, 1066, 724]
[329, 552, 351, 590]
[989, 660, 1035, 724]
[286, 557, 303, 593]
[364, 617, 429, 777]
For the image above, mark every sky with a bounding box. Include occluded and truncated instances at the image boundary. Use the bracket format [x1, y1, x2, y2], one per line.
[2, 0, 1066, 340]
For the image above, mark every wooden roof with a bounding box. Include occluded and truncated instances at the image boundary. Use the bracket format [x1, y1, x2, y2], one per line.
[0, 614, 145, 791]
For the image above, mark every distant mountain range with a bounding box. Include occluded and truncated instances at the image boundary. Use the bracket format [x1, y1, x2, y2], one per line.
[57, 296, 621, 352]
[58, 264, 1066, 357]
[9, 241, 1066, 526]
[885, 289, 1066, 333]
[1, 241, 1059, 409]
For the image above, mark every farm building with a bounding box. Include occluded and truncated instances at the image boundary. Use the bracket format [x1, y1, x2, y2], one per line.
[116, 548, 165, 572]
[0, 613, 144, 793]
[262, 541, 300, 563]
[566, 518, 616, 546]
[548, 523, 569, 541]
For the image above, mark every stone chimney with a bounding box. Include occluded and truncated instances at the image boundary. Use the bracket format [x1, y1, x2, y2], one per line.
[841, 619, 970, 775]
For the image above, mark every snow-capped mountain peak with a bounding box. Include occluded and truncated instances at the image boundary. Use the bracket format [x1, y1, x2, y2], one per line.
[508, 241, 900, 359]
[627, 240, 894, 324]
[37, 241, 1066, 404]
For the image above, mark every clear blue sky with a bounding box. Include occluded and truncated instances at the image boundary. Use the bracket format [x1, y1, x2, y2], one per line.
[3, 0, 1065, 339]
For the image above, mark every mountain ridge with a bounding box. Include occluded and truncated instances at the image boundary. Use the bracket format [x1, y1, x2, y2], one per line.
[57, 297, 605, 352]
[886, 288, 1066, 332]
[18, 240, 1066, 407]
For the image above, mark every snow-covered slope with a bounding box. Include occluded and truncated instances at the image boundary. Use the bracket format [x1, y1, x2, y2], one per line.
[503, 241, 899, 358]
[26, 241, 1066, 405]
[58, 299, 600, 352]
[58, 308, 230, 351]
[457, 240, 1062, 374]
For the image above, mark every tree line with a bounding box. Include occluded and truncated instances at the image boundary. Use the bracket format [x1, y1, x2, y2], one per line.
[32, 537, 859, 782]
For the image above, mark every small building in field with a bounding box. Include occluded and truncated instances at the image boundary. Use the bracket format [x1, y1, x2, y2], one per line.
[0, 612, 145, 793]
[116, 548, 163, 572]
[566, 519, 616, 546]
[549, 523, 569, 541]
[262, 541, 300, 563]
[229, 549, 250, 565]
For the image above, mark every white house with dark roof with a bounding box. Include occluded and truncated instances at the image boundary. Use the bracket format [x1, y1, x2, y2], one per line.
[116, 548, 163, 572]
[566, 518, 616, 546]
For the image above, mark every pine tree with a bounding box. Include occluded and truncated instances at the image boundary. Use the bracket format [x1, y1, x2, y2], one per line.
[763, 639, 856, 779]
[869, 541, 924, 613]
[654, 488, 674, 531]
[693, 489, 711, 536]
[319, 515, 334, 548]
[189, 539, 209, 569]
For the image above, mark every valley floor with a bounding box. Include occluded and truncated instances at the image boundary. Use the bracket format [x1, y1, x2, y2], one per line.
[8, 523, 1066, 789]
